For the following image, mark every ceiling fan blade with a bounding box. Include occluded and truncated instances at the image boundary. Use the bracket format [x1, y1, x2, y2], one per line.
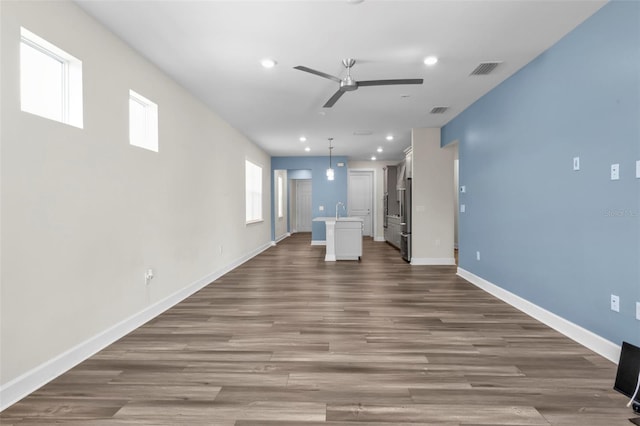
[323, 89, 346, 108]
[357, 78, 424, 87]
[294, 66, 341, 83]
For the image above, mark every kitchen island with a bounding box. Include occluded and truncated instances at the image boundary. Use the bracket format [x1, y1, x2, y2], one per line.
[312, 217, 364, 261]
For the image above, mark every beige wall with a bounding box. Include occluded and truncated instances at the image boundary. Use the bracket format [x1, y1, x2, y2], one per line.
[411, 128, 455, 264]
[1, 0, 270, 389]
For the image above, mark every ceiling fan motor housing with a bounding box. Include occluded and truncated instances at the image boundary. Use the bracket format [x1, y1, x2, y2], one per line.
[340, 77, 358, 91]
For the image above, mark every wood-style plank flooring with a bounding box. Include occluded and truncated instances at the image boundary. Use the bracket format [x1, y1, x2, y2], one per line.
[1, 233, 634, 425]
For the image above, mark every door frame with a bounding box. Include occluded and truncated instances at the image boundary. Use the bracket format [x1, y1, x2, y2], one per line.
[347, 169, 375, 238]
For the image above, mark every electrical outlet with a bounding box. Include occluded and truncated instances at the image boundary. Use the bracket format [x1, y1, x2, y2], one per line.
[611, 164, 620, 180]
[636, 160, 640, 178]
[145, 269, 154, 285]
[460, 204, 466, 213]
[636, 302, 640, 320]
[573, 157, 580, 171]
[611, 294, 620, 312]
[460, 185, 466, 193]
[476, 251, 481, 261]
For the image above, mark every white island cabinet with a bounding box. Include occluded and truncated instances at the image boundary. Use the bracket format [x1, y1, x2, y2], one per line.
[313, 217, 364, 261]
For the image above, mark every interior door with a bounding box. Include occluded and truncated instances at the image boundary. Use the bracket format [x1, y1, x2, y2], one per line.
[348, 170, 373, 236]
[296, 179, 312, 232]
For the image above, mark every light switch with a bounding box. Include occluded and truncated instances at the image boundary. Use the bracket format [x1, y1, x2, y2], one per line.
[319, 205, 324, 211]
[460, 204, 466, 213]
[460, 185, 466, 193]
[573, 157, 580, 171]
[611, 294, 620, 312]
[636, 160, 640, 178]
[611, 164, 620, 180]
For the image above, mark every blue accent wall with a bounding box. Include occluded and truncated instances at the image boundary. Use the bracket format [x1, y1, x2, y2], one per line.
[442, 0, 640, 346]
[272, 156, 348, 241]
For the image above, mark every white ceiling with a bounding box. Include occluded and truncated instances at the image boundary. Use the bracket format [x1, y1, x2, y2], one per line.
[76, 0, 607, 161]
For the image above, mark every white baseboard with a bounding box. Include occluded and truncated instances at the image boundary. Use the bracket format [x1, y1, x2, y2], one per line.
[273, 232, 290, 244]
[374, 236, 385, 242]
[310, 240, 326, 246]
[411, 257, 456, 266]
[457, 267, 620, 363]
[0, 241, 273, 412]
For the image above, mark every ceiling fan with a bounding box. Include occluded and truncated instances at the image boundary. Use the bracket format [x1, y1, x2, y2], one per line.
[294, 58, 423, 108]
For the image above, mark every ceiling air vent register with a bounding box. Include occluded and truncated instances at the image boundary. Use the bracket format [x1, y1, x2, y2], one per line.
[430, 106, 449, 114]
[470, 62, 502, 76]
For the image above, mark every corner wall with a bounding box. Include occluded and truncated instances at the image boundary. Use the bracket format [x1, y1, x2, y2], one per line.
[411, 129, 456, 265]
[442, 0, 640, 347]
[1, 0, 271, 405]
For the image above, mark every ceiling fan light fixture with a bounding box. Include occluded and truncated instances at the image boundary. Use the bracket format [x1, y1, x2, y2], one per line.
[424, 56, 438, 66]
[260, 58, 277, 69]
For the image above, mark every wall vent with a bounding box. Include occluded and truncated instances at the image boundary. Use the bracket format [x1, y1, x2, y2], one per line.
[470, 62, 502, 75]
[430, 106, 449, 114]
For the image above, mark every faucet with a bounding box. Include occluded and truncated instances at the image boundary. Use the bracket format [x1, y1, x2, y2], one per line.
[335, 202, 346, 219]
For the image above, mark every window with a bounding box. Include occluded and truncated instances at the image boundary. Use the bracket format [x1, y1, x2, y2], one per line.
[245, 160, 263, 223]
[129, 90, 158, 152]
[277, 175, 284, 218]
[20, 27, 83, 128]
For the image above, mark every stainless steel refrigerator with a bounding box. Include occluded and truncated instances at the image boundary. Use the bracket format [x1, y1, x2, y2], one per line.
[400, 177, 412, 262]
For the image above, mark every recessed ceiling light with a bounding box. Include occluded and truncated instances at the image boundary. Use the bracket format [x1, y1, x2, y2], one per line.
[377, 147, 383, 153]
[260, 58, 277, 68]
[299, 136, 307, 142]
[305, 147, 311, 152]
[424, 56, 438, 66]
[386, 135, 394, 141]
[371, 156, 377, 161]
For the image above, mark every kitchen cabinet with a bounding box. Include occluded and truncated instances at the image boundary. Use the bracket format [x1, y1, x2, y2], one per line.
[335, 220, 363, 260]
[385, 215, 402, 249]
[312, 217, 364, 261]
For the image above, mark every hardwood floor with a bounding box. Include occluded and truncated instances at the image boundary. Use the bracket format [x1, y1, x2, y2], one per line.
[1, 233, 633, 425]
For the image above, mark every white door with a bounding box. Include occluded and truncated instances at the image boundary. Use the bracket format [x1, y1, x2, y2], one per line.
[348, 170, 373, 236]
[296, 179, 312, 232]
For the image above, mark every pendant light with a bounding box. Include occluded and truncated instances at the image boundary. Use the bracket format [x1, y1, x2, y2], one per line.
[326, 138, 335, 181]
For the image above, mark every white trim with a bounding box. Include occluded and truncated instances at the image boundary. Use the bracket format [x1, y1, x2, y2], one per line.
[0, 241, 273, 411]
[311, 240, 326, 246]
[411, 257, 456, 265]
[374, 236, 386, 242]
[457, 267, 621, 363]
[274, 232, 290, 244]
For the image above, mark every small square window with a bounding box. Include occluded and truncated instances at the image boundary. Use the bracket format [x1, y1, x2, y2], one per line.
[20, 27, 83, 128]
[129, 90, 158, 152]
